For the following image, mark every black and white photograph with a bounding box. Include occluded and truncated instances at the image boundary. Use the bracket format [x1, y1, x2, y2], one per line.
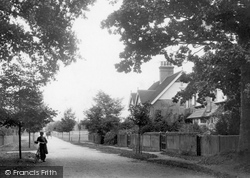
[0, 0, 250, 177]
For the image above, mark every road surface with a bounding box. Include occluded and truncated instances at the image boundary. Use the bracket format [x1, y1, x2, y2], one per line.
[42, 137, 214, 178]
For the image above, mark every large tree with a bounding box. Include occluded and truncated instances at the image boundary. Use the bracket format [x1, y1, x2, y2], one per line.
[103, 0, 250, 154]
[0, 0, 95, 81]
[0, 61, 56, 158]
[129, 102, 151, 154]
[60, 108, 77, 133]
[84, 91, 123, 141]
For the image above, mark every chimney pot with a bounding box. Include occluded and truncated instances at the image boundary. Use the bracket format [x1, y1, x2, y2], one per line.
[159, 61, 174, 83]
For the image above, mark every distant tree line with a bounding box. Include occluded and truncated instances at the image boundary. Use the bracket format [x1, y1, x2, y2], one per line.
[47, 108, 76, 134]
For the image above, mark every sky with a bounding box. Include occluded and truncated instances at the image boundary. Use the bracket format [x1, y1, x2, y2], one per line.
[42, 0, 193, 121]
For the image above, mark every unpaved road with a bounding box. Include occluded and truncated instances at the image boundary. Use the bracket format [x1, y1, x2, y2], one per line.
[42, 137, 214, 178]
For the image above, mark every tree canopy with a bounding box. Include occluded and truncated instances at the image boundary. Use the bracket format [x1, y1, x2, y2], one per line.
[84, 91, 123, 136]
[128, 102, 151, 133]
[59, 108, 77, 132]
[0, 61, 56, 128]
[0, 0, 95, 80]
[103, 0, 250, 153]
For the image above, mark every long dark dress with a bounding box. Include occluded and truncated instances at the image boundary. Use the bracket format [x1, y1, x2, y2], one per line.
[37, 136, 48, 161]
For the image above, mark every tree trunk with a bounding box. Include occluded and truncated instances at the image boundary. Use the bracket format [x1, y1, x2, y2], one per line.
[138, 133, 141, 154]
[137, 128, 142, 154]
[28, 131, 30, 148]
[79, 130, 80, 143]
[18, 124, 22, 159]
[238, 62, 250, 154]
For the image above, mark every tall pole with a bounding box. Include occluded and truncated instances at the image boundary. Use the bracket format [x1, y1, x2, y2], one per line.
[78, 119, 80, 143]
[28, 131, 30, 148]
[18, 124, 22, 159]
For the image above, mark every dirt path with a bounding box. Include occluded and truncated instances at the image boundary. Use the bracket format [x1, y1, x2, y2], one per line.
[41, 137, 214, 178]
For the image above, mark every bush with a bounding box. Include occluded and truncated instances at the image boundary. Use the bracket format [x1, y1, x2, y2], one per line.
[104, 131, 117, 145]
[214, 110, 240, 135]
[179, 123, 211, 134]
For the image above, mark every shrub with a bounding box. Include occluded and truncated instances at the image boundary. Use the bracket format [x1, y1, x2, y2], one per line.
[214, 110, 240, 135]
[104, 131, 117, 145]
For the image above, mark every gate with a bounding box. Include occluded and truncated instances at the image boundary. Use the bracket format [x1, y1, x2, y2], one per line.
[197, 135, 201, 156]
[127, 134, 131, 146]
[160, 133, 166, 150]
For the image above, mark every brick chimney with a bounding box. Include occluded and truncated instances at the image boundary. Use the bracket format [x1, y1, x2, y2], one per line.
[159, 61, 174, 83]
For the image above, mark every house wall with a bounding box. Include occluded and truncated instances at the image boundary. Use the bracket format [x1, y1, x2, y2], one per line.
[149, 82, 187, 122]
[150, 99, 185, 122]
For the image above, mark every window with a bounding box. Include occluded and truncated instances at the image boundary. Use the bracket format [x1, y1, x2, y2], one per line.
[200, 118, 207, 124]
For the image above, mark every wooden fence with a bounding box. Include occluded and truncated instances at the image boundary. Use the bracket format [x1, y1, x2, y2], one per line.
[0, 135, 18, 147]
[116, 132, 239, 156]
[53, 130, 89, 142]
[200, 135, 239, 156]
[161, 132, 198, 155]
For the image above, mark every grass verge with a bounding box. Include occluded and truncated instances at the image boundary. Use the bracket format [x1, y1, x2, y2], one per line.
[71, 141, 239, 178]
[0, 136, 37, 166]
[73, 142, 157, 160]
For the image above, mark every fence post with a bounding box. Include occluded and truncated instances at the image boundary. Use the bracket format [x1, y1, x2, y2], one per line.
[1, 135, 4, 146]
[197, 135, 201, 156]
[218, 135, 221, 153]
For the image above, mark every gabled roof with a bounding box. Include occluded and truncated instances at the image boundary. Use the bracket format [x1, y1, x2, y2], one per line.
[137, 90, 155, 104]
[148, 81, 160, 90]
[130, 70, 183, 106]
[149, 71, 182, 104]
[128, 92, 137, 106]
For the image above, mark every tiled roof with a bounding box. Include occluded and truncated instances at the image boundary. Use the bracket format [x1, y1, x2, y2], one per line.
[187, 108, 206, 119]
[137, 90, 155, 103]
[187, 103, 219, 119]
[148, 81, 160, 90]
[131, 71, 182, 105]
[148, 71, 182, 103]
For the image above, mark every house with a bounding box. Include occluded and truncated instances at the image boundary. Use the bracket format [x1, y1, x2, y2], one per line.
[186, 89, 227, 129]
[129, 61, 188, 122]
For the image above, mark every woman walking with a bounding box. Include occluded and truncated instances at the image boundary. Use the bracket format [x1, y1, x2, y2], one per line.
[35, 131, 48, 162]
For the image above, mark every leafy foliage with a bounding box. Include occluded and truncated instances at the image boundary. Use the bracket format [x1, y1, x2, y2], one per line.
[103, 0, 250, 153]
[179, 122, 211, 134]
[103, 0, 250, 71]
[59, 108, 76, 132]
[128, 102, 151, 134]
[104, 130, 117, 145]
[128, 102, 151, 154]
[213, 106, 240, 135]
[0, 0, 95, 80]
[84, 91, 123, 137]
[52, 121, 64, 132]
[119, 117, 135, 131]
[0, 62, 56, 129]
